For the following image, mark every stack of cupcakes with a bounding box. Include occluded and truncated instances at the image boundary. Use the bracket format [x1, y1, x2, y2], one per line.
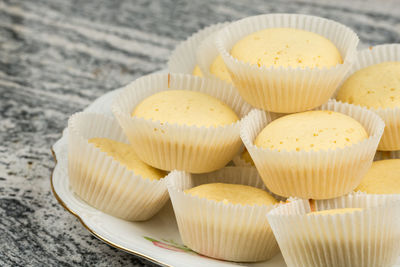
[66, 13, 400, 266]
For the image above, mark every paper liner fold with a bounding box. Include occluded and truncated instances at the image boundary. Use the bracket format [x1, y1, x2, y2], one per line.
[267, 193, 400, 267]
[168, 22, 229, 74]
[241, 100, 384, 199]
[338, 44, 400, 151]
[112, 73, 253, 173]
[68, 113, 169, 221]
[216, 13, 359, 113]
[166, 167, 280, 262]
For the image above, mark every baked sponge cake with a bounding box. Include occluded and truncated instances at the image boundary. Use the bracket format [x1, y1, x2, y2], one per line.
[240, 102, 384, 199]
[193, 55, 232, 82]
[356, 159, 400, 194]
[113, 73, 251, 173]
[185, 183, 277, 206]
[337, 62, 400, 109]
[210, 55, 232, 83]
[68, 113, 170, 221]
[216, 14, 358, 113]
[167, 168, 280, 262]
[254, 110, 368, 152]
[132, 90, 239, 127]
[336, 59, 400, 151]
[231, 28, 343, 69]
[88, 138, 166, 180]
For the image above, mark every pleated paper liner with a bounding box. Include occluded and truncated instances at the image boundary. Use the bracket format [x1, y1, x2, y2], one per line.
[112, 73, 253, 173]
[337, 44, 400, 151]
[233, 111, 286, 167]
[226, 156, 290, 202]
[168, 22, 229, 74]
[196, 28, 231, 81]
[166, 167, 280, 262]
[216, 13, 359, 113]
[267, 193, 400, 267]
[240, 99, 384, 199]
[68, 112, 169, 221]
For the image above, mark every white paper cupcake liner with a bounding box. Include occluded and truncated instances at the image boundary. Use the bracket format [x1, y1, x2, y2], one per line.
[267, 193, 400, 267]
[216, 13, 359, 113]
[112, 73, 253, 173]
[233, 111, 286, 167]
[196, 28, 230, 81]
[241, 99, 385, 199]
[166, 167, 280, 262]
[228, 156, 289, 202]
[168, 22, 229, 74]
[337, 44, 400, 151]
[68, 112, 169, 221]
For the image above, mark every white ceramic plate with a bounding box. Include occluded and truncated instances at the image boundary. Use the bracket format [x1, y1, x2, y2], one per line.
[50, 86, 287, 267]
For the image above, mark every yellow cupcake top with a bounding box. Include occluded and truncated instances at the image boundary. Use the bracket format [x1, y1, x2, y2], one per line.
[210, 55, 232, 83]
[356, 159, 400, 194]
[337, 62, 400, 109]
[88, 138, 166, 180]
[185, 183, 277, 206]
[192, 65, 204, 77]
[132, 90, 239, 127]
[310, 208, 363, 216]
[231, 28, 342, 69]
[254, 110, 368, 152]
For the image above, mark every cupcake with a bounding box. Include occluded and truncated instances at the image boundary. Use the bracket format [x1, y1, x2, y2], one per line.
[216, 14, 358, 113]
[207, 55, 232, 82]
[336, 44, 400, 151]
[196, 31, 233, 83]
[131, 90, 238, 127]
[254, 110, 368, 152]
[68, 112, 169, 221]
[112, 73, 253, 173]
[168, 22, 229, 76]
[356, 159, 400, 194]
[231, 28, 342, 69]
[166, 167, 280, 262]
[240, 100, 384, 199]
[267, 193, 400, 267]
[89, 138, 166, 180]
